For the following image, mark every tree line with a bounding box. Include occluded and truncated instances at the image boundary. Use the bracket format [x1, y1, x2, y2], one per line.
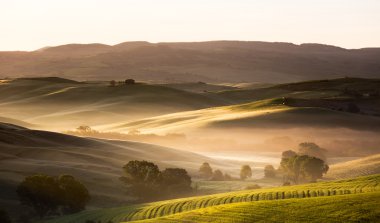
[120, 160, 192, 202]
[109, 78, 136, 87]
[8, 160, 192, 222]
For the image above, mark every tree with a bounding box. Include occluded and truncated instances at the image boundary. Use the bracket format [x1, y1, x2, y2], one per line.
[121, 161, 193, 201]
[240, 165, 252, 180]
[109, 80, 116, 87]
[224, 173, 233, 181]
[0, 209, 11, 223]
[58, 175, 90, 214]
[298, 142, 327, 161]
[300, 156, 329, 182]
[199, 162, 213, 179]
[211, 170, 224, 181]
[76, 125, 92, 132]
[125, 79, 136, 85]
[347, 103, 360, 113]
[121, 160, 161, 201]
[17, 174, 62, 218]
[160, 168, 192, 195]
[16, 174, 90, 218]
[264, 165, 276, 178]
[280, 154, 329, 184]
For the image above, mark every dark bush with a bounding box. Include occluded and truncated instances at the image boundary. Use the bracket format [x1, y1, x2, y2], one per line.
[346, 103, 360, 113]
[125, 79, 136, 85]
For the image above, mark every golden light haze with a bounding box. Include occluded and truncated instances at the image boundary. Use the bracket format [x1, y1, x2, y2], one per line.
[1, 0, 379, 51]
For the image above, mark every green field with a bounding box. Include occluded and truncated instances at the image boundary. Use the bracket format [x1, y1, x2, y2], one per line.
[45, 174, 380, 223]
[132, 192, 380, 223]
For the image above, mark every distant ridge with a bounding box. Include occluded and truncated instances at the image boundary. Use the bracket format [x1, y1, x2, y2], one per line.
[1, 40, 380, 83]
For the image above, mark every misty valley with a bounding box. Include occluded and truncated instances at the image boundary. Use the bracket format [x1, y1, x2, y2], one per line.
[0, 68, 380, 222]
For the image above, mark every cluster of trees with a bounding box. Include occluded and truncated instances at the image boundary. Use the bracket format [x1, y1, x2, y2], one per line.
[16, 174, 90, 218]
[198, 162, 233, 181]
[120, 160, 192, 202]
[199, 162, 256, 181]
[280, 143, 329, 184]
[109, 79, 136, 87]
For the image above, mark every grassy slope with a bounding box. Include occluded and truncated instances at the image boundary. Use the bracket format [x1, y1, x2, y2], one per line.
[44, 174, 380, 223]
[0, 78, 224, 130]
[326, 154, 380, 180]
[101, 98, 290, 133]
[132, 192, 380, 223]
[1, 77, 379, 132]
[104, 97, 380, 134]
[0, 123, 228, 213]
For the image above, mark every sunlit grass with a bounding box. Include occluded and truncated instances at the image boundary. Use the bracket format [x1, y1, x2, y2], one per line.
[45, 174, 380, 223]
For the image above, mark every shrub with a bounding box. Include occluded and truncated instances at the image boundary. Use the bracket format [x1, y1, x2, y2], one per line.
[245, 184, 261, 190]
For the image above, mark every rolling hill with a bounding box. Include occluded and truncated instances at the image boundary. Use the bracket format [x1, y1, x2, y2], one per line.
[0, 122, 231, 216]
[1, 77, 380, 157]
[44, 174, 380, 223]
[326, 154, 380, 179]
[130, 192, 380, 223]
[0, 77, 225, 130]
[1, 41, 380, 83]
[99, 93, 380, 156]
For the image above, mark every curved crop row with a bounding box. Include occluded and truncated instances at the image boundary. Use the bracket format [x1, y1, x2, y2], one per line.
[130, 191, 380, 223]
[45, 174, 380, 223]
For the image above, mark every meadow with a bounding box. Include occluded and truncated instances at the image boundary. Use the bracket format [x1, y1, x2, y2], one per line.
[44, 174, 380, 223]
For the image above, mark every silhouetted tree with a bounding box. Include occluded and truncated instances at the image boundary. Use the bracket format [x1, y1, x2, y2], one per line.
[240, 165, 252, 180]
[280, 154, 329, 184]
[211, 170, 224, 181]
[58, 175, 90, 214]
[346, 103, 360, 113]
[224, 173, 233, 181]
[121, 160, 161, 201]
[125, 79, 136, 85]
[160, 168, 192, 195]
[264, 165, 276, 178]
[300, 156, 329, 182]
[121, 161, 193, 201]
[199, 162, 213, 179]
[0, 209, 11, 223]
[76, 125, 92, 132]
[17, 174, 90, 218]
[109, 80, 116, 87]
[17, 174, 62, 218]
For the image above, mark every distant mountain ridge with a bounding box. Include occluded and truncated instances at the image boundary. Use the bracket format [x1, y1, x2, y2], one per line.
[1, 41, 380, 83]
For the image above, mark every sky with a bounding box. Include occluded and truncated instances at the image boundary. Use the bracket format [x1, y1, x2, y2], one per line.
[0, 0, 379, 51]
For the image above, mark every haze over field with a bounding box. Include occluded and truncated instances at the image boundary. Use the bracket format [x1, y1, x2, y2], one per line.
[1, 1, 380, 222]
